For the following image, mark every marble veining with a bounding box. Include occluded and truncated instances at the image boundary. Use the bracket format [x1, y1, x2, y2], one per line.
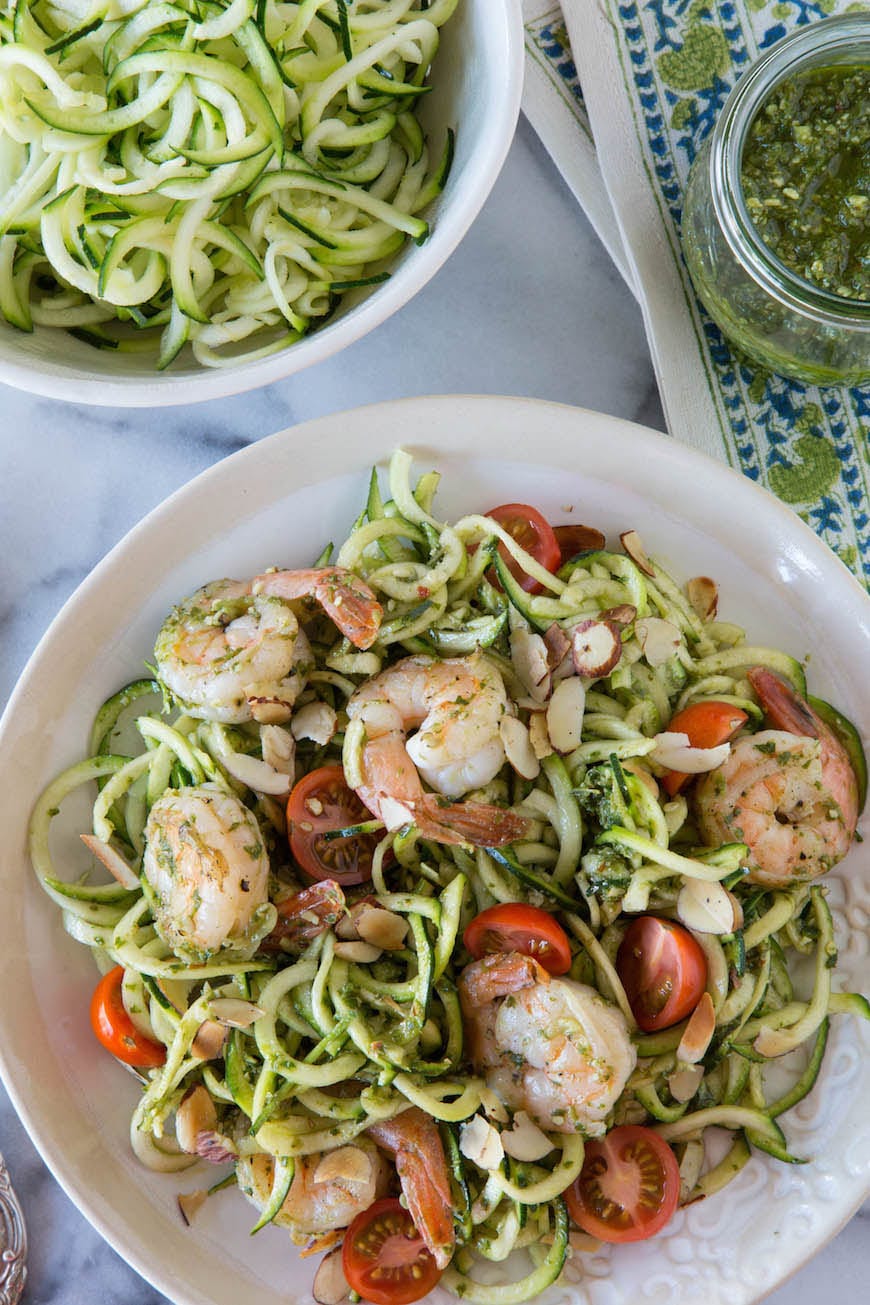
[0, 115, 865, 1304]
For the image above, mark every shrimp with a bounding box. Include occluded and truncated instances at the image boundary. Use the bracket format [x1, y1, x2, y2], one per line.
[458, 953, 637, 1137]
[346, 653, 530, 846]
[695, 666, 859, 888]
[143, 783, 274, 963]
[237, 1139, 390, 1248]
[367, 1106, 455, 1269]
[154, 567, 382, 724]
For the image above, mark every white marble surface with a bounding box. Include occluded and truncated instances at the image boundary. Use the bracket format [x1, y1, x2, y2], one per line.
[0, 116, 866, 1303]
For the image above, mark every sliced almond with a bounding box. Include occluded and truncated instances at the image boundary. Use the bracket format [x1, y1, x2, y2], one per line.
[553, 523, 606, 559]
[546, 676, 586, 753]
[501, 1111, 553, 1162]
[543, 622, 572, 669]
[528, 711, 552, 760]
[177, 1189, 208, 1226]
[378, 796, 416, 832]
[261, 724, 296, 776]
[459, 1114, 504, 1170]
[175, 1085, 217, 1154]
[291, 702, 338, 746]
[191, 1020, 229, 1061]
[687, 576, 718, 621]
[620, 529, 655, 577]
[571, 619, 622, 678]
[313, 1247, 352, 1305]
[600, 603, 637, 628]
[196, 1130, 238, 1164]
[208, 998, 264, 1028]
[205, 724, 291, 796]
[313, 1146, 372, 1187]
[355, 906, 408, 952]
[635, 617, 681, 667]
[500, 715, 541, 780]
[333, 940, 382, 963]
[677, 878, 738, 935]
[80, 834, 140, 890]
[651, 731, 731, 773]
[667, 1063, 705, 1103]
[248, 696, 294, 725]
[677, 991, 716, 1064]
[726, 890, 744, 932]
[510, 626, 551, 702]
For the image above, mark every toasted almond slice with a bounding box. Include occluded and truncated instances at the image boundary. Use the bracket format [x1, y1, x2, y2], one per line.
[620, 529, 655, 576]
[546, 676, 586, 753]
[600, 603, 637, 628]
[500, 715, 541, 780]
[177, 1189, 208, 1226]
[460, 1114, 504, 1170]
[261, 724, 296, 776]
[208, 998, 264, 1029]
[248, 696, 294, 725]
[510, 626, 551, 702]
[333, 940, 382, 963]
[677, 992, 716, 1064]
[313, 1248, 352, 1305]
[501, 1111, 553, 1162]
[291, 702, 338, 746]
[355, 905, 408, 951]
[635, 617, 681, 667]
[378, 796, 415, 832]
[687, 576, 718, 621]
[726, 890, 744, 932]
[571, 619, 622, 678]
[543, 622, 572, 669]
[677, 878, 738, 935]
[176, 1085, 217, 1154]
[195, 1130, 238, 1164]
[313, 1146, 372, 1187]
[80, 834, 140, 890]
[651, 731, 731, 773]
[191, 1020, 229, 1061]
[528, 711, 552, 760]
[206, 724, 291, 795]
[667, 1063, 705, 1103]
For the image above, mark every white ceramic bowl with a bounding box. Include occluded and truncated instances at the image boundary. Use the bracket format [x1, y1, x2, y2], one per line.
[0, 396, 868, 1305]
[0, 3, 522, 407]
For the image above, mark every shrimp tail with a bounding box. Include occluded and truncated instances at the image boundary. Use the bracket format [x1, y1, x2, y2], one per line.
[367, 1107, 456, 1270]
[414, 795, 530, 848]
[747, 667, 819, 737]
[254, 567, 383, 651]
[459, 952, 548, 1006]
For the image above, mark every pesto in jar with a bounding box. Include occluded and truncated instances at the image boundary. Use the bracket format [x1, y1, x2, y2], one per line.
[740, 65, 869, 302]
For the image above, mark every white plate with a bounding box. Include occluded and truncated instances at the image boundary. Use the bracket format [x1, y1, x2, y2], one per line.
[0, 395, 868, 1305]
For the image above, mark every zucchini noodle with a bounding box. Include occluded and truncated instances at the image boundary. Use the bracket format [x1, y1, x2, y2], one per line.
[29, 449, 869, 1300]
[0, 1, 457, 368]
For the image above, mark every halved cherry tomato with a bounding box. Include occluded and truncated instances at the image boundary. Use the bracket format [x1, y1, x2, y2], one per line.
[286, 764, 378, 885]
[565, 1125, 680, 1243]
[342, 1197, 441, 1305]
[90, 966, 166, 1068]
[486, 503, 561, 594]
[616, 916, 707, 1032]
[463, 903, 572, 975]
[553, 523, 606, 569]
[660, 701, 749, 796]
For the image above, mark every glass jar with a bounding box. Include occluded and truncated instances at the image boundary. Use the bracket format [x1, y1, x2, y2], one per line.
[682, 15, 870, 386]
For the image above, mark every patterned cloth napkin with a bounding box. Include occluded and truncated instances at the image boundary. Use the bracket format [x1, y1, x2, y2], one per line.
[521, 0, 869, 586]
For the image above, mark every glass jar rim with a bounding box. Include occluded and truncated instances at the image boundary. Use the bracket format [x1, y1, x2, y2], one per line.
[710, 14, 870, 330]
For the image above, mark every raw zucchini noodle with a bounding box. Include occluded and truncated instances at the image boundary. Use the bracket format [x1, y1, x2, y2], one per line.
[0, 1, 457, 368]
[30, 450, 869, 1299]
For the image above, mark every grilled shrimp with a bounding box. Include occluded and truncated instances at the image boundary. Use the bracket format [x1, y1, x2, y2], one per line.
[155, 568, 382, 724]
[143, 783, 274, 963]
[458, 953, 636, 1136]
[346, 653, 529, 846]
[695, 667, 860, 888]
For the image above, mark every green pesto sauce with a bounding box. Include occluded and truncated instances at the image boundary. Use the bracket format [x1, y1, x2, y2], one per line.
[740, 65, 870, 302]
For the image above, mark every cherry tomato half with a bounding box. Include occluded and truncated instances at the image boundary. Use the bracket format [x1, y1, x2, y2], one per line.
[616, 916, 707, 1032]
[565, 1125, 680, 1243]
[553, 523, 606, 569]
[342, 1197, 442, 1305]
[286, 764, 378, 885]
[661, 701, 749, 796]
[463, 903, 572, 975]
[90, 966, 166, 1068]
[486, 503, 561, 594]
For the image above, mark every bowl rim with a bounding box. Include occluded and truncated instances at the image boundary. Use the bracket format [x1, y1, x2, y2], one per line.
[0, 0, 524, 408]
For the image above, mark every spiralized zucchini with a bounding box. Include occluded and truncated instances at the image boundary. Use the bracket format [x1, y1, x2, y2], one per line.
[0, 0, 457, 367]
[30, 450, 869, 1298]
